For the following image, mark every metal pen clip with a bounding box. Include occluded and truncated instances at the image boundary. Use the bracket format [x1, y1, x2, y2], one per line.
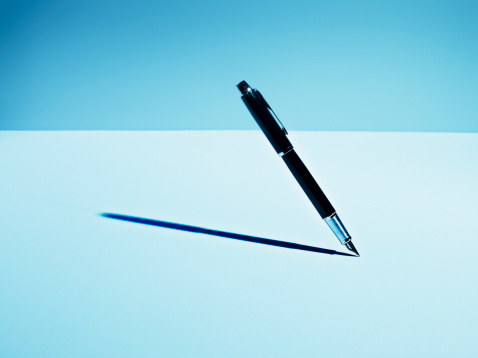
[254, 89, 288, 135]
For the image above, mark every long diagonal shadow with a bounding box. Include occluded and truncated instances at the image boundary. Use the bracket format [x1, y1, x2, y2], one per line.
[101, 213, 355, 257]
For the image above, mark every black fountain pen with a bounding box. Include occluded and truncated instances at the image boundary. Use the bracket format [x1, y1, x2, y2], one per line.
[237, 81, 359, 256]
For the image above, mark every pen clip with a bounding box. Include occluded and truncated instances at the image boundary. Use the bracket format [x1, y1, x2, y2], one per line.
[254, 90, 288, 135]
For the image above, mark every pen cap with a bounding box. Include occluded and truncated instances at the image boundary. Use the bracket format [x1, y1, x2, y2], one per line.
[238, 82, 292, 155]
[237, 81, 250, 95]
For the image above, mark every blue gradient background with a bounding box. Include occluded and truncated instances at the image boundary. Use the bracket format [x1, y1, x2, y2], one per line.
[1, 0, 477, 131]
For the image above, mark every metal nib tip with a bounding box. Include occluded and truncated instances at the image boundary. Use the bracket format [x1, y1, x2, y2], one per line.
[345, 241, 360, 256]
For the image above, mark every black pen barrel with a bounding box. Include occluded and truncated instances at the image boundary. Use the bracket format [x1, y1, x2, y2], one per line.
[239, 83, 293, 155]
[236, 80, 357, 253]
[282, 150, 335, 219]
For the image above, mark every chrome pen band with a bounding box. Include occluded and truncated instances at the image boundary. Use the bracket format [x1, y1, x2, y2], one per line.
[324, 213, 351, 245]
[279, 147, 293, 157]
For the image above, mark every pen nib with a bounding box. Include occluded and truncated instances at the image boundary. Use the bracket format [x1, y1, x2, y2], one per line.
[345, 241, 360, 256]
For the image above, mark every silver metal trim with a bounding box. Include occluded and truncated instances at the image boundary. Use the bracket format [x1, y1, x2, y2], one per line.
[324, 212, 337, 220]
[279, 148, 293, 157]
[324, 214, 351, 245]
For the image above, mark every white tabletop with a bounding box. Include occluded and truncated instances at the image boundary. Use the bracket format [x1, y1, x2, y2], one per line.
[1, 131, 477, 357]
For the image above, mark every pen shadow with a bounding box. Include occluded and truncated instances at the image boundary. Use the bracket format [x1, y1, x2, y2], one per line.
[101, 213, 356, 257]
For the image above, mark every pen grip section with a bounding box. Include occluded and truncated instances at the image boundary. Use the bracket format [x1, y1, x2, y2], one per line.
[282, 150, 335, 219]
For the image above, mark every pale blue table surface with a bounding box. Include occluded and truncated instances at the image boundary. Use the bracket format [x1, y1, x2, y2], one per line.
[1, 131, 477, 357]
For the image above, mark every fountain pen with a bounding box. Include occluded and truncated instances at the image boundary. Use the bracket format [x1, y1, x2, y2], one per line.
[237, 80, 359, 256]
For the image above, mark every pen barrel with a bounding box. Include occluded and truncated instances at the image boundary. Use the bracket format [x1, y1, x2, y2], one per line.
[241, 95, 293, 155]
[282, 150, 335, 219]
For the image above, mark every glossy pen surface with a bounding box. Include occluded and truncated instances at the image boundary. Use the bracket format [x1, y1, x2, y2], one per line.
[237, 80, 359, 256]
[281, 149, 335, 219]
[238, 81, 292, 155]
